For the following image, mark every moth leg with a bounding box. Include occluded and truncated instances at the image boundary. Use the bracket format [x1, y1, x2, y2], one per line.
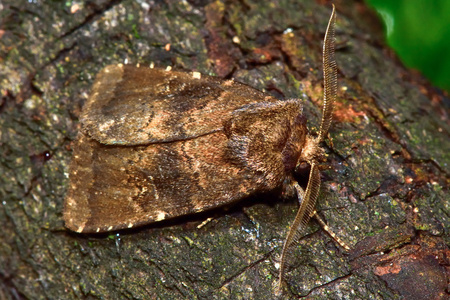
[312, 212, 351, 251]
[295, 184, 306, 204]
[196, 217, 214, 229]
[295, 184, 349, 250]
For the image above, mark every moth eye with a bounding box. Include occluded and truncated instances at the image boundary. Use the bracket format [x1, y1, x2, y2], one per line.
[298, 161, 308, 170]
[295, 161, 310, 178]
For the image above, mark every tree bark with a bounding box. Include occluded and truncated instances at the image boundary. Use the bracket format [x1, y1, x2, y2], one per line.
[0, 0, 448, 299]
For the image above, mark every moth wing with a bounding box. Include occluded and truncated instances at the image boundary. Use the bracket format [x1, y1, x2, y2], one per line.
[81, 65, 278, 145]
[64, 100, 308, 233]
[64, 131, 270, 233]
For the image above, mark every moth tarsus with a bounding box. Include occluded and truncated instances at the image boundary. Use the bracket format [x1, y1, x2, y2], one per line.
[277, 4, 337, 292]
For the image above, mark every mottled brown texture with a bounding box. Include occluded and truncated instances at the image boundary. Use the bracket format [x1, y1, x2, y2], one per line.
[2, 0, 448, 298]
[64, 65, 308, 233]
[81, 65, 277, 145]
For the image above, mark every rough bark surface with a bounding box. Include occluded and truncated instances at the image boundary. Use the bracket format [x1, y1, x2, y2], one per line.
[0, 0, 448, 299]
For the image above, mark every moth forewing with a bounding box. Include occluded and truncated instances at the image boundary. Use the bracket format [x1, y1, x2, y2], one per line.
[277, 4, 337, 291]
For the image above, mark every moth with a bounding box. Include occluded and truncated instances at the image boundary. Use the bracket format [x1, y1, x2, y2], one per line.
[64, 5, 337, 291]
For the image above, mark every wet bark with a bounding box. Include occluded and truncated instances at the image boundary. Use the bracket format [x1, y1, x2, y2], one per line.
[0, 0, 448, 299]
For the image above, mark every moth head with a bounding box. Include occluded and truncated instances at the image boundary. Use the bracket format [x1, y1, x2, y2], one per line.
[296, 135, 325, 172]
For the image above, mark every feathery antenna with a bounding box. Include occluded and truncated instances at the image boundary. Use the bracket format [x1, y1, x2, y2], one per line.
[318, 4, 337, 142]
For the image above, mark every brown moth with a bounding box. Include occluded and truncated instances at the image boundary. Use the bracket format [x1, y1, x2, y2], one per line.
[64, 4, 337, 291]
